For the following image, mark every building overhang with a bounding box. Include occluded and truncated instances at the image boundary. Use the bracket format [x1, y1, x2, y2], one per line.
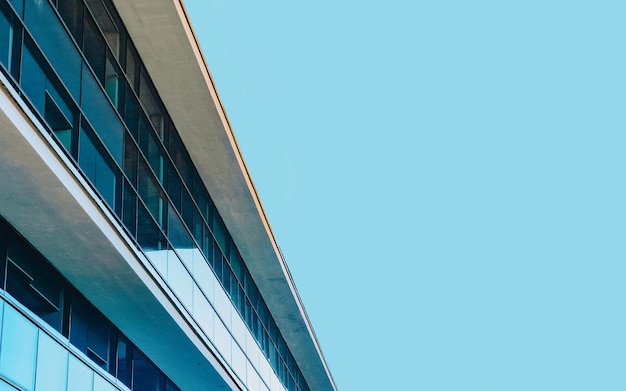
[0, 77, 238, 391]
[109, 0, 337, 390]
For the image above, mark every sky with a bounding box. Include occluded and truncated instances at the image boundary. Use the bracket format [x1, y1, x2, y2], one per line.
[183, 1, 626, 390]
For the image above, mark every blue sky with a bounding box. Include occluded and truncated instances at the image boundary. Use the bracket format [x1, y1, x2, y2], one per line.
[184, 1, 626, 389]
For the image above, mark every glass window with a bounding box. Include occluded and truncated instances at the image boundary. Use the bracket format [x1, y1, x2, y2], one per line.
[6, 235, 64, 332]
[0, 8, 14, 72]
[0, 380, 18, 391]
[92, 375, 115, 391]
[24, 0, 81, 99]
[132, 350, 164, 391]
[81, 62, 124, 164]
[0, 305, 38, 390]
[57, 0, 84, 46]
[167, 164, 182, 212]
[138, 68, 163, 138]
[232, 342, 246, 384]
[193, 255, 214, 300]
[84, 0, 119, 57]
[214, 317, 231, 364]
[168, 204, 192, 252]
[125, 40, 137, 88]
[105, 55, 120, 108]
[67, 355, 94, 391]
[139, 113, 165, 183]
[20, 43, 46, 113]
[45, 83, 75, 153]
[83, 11, 105, 83]
[123, 82, 139, 137]
[78, 125, 118, 208]
[122, 179, 137, 236]
[192, 284, 213, 338]
[137, 157, 166, 229]
[165, 379, 180, 391]
[167, 130, 192, 185]
[35, 333, 68, 391]
[69, 296, 114, 373]
[213, 216, 227, 254]
[167, 251, 193, 310]
[116, 336, 132, 389]
[137, 200, 166, 253]
[7, 0, 22, 17]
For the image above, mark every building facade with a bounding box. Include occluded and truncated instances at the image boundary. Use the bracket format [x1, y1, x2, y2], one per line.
[0, 0, 336, 390]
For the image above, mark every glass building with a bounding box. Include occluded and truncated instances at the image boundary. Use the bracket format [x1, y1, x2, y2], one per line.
[0, 0, 336, 390]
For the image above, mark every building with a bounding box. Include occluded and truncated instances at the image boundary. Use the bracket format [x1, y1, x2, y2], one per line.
[0, 0, 336, 390]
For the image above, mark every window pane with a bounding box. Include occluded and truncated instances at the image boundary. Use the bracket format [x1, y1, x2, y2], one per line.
[57, 0, 83, 45]
[137, 200, 166, 252]
[0, 305, 37, 390]
[122, 179, 137, 236]
[35, 333, 68, 391]
[78, 126, 117, 208]
[105, 56, 120, 108]
[132, 350, 164, 391]
[69, 296, 114, 373]
[20, 44, 46, 113]
[6, 235, 63, 332]
[92, 375, 115, 391]
[67, 355, 93, 391]
[24, 0, 81, 99]
[80, 61, 123, 164]
[0, 380, 17, 391]
[139, 113, 165, 183]
[0, 9, 13, 71]
[116, 336, 132, 388]
[167, 252, 192, 310]
[137, 157, 165, 229]
[84, 0, 119, 57]
[83, 12, 105, 83]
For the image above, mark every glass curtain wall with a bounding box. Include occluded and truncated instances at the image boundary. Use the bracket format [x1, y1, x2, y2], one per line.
[0, 0, 309, 390]
[0, 216, 181, 391]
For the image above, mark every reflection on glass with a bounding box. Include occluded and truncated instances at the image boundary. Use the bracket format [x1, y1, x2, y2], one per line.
[116, 336, 132, 388]
[192, 284, 214, 339]
[132, 350, 164, 391]
[67, 355, 94, 391]
[92, 374, 115, 391]
[6, 235, 63, 332]
[24, 0, 81, 98]
[168, 251, 193, 310]
[0, 305, 38, 390]
[214, 317, 232, 363]
[35, 333, 68, 391]
[0, 9, 13, 71]
[231, 343, 247, 385]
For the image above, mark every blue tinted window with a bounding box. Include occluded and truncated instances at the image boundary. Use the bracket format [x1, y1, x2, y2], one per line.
[6, 234, 63, 331]
[0, 306, 37, 390]
[132, 350, 164, 391]
[116, 336, 132, 388]
[20, 43, 45, 112]
[35, 333, 68, 391]
[80, 61, 123, 164]
[137, 157, 165, 229]
[0, 9, 13, 71]
[24, 0, 81, 99]
[69, 296, 114, 373]
[78, 126, 117, 207]
[137, 200, 166, 252]
[57, 0, 83, 45]
[67, 355, 93, 391]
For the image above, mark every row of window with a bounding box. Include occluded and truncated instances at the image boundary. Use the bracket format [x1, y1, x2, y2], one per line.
[0, 216, 180, 391]
[0, 0, 308, 389]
